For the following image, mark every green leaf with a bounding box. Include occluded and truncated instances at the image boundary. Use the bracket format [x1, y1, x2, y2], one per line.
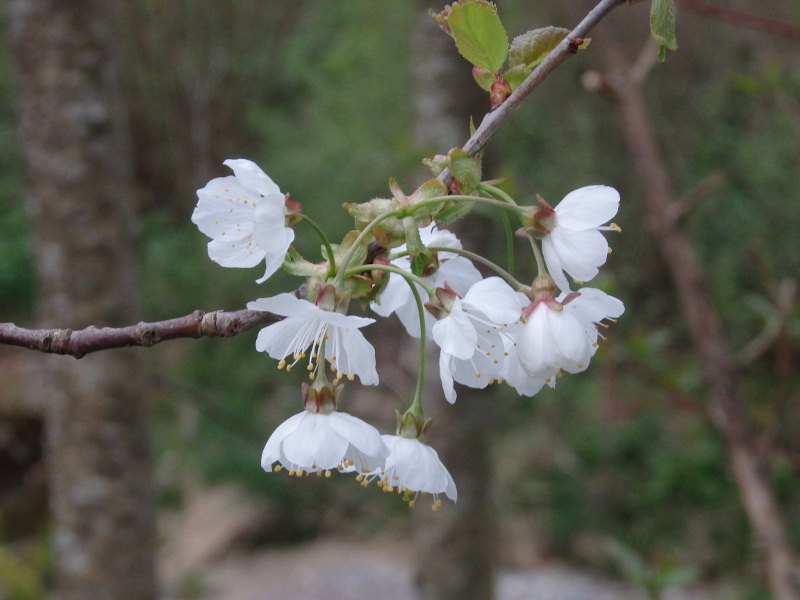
[472, 66, 495, 92]
[508, 27, 570, 69]
[650, 0, 678, 62]
[503, 64, 531, 92]
[447, 2, 508, 72]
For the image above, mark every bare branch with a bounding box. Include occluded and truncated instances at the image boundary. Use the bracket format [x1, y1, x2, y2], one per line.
[462, 0, 625, 154]
[1, 0, 628, 357]
[0, 309, 281, 359]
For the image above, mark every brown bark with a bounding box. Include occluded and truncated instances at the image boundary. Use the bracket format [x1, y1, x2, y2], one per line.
[7, 1, 157, 599]
[600, 43, 800, 600]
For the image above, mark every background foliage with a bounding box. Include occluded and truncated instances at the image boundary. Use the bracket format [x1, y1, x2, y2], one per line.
[1, 0, 798, 596]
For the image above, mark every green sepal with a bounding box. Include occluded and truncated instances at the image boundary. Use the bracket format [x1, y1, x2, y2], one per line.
[283, 246, 328, 278]
[333, 230, 368, 271]
[408, 178, 449, 218]
[410, 254, 426, 278]
[345, 197, 406, 249]
[508, 27, 570, 69]
[650, 0, 678, 62]
[447, 1, 508, 73]
[339, 273, 373, 300]
[435, 199, 474, 226]
[447, 148, 481, 195]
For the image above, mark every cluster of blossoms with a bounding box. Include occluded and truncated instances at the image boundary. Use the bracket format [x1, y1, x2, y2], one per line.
[191, 156, 623, 510]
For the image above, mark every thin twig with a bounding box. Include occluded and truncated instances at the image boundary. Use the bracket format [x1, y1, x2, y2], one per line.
[0, 309, 281, 359]
[0, 0, 628, 357]
[439, 0, 626, 186]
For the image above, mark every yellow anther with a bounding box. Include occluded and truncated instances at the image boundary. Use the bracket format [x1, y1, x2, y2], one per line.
[610, 222, 622, 232]
[276, 360, 285, 369]
[288, 469, 296, 476]
[307, 364, 313, 371]
[409, 500, 415, 508]
[607, 248, 613, 254]
[316, 470, 323, 477]
[309, 373, 315, 381]
[325, 470, 331, 478]
[347, 374, 354, 381]
[273, 465, 282, 472]
[356, 474, 364, 482]
[336, 371, 343, 380]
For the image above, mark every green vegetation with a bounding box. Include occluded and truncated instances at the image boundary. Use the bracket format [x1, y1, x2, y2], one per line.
[1, 1, 798, 597]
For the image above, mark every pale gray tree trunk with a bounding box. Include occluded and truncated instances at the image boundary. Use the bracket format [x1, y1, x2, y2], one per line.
[411, 4, 496, 599]
[7, 1, 156, 599]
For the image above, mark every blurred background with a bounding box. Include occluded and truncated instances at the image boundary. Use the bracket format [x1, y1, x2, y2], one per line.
[0, 1, 798, 599]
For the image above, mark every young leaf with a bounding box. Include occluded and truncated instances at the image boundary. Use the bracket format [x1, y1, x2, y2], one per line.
[447, 2, 508, 73]
[508, 27, 570, 69]
[503, 64, 531, 92]
[650, 0, 678, 62]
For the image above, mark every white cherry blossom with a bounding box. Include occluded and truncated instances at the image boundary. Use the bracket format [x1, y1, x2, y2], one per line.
[192, 159, 295, 283]
[262, 411, 389, 476]
[516, 287, 624, 380]
[367, 435, 457, 510]
[540, 185, 620, 292]
[370, 224, 481, 337]
[432, 277, 521, 403]
[248, 293, 379, 386]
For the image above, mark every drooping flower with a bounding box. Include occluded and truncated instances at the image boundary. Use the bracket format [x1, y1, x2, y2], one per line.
[262, 411, 389, 476]
[248, 292, 379, 386]
[516, 286, 624, 380]
[430, 277, 521, 403]
[368, 435, 457, 510]
[192, 159, 295, 283]
[370, 224, 481, 337]
[537, 185, 620, 292]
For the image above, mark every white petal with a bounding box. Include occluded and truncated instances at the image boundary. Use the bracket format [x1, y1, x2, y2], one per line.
[192, 177, 257, 238]
[328, 412, 388, 466]
[541, 239, 570, 292]
[462, 277, 522, 324]
[206, 237, 266, 269]
[432, 306, 477, 360]
[548, 227, 608, 283]
[261, 412, 304, 469]
[430, 257, 482, 296]
[223, 158, 282, 198]
[370, 273, 411, 317]
[338, 328, 379, 385]
[439, 351, 458, 404]
[248, 294, 317, 318]
[555, 185, 619, 229]
[548, 310, 590, 363]
[253, 317, 306, 358]
[281, 413, 349, 470]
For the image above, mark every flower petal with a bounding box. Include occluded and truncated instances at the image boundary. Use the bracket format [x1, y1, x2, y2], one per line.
[555, 185, 619, 229]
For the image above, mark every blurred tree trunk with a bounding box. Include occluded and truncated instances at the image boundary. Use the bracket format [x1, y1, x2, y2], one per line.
[411, 4, 496, 600]
[600, 40, 800, 600]
[7, 2, 156, 599]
